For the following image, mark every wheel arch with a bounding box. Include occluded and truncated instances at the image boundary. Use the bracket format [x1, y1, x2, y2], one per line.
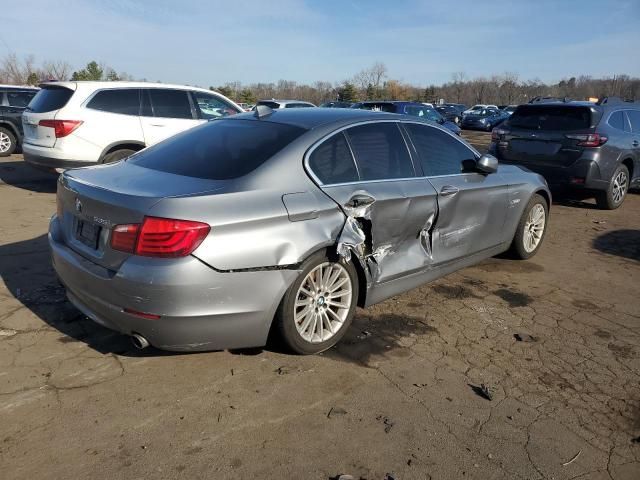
[0, 121, 19, 140]
[621, 157, 634, 179]
[98, 141, 145, 162]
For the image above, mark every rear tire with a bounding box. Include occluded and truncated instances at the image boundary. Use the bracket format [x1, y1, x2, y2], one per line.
[595, 164, 628, 210]
[101, 148, 137, 164]
[0, 127, 17, 157]
[509, 194, 548, 260]
[275, 252, 358, 355]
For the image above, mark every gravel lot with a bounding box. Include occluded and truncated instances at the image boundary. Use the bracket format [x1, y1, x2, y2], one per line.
[1, 131, 639, 479]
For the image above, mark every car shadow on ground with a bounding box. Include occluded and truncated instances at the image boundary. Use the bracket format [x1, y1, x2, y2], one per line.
[592, 229, 640, 262]
[0, 160, 58, 193]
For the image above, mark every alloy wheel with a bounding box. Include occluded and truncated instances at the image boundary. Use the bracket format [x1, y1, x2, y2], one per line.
[0, 132, 11, 153]
[523, 203, 546, 253]
[612, 170, 628, 205]
[294, 262, 353, 343]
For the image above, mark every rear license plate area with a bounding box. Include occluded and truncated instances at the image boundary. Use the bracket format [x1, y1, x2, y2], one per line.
[510, 140, 559, 156]
[75, 218, 101, 249]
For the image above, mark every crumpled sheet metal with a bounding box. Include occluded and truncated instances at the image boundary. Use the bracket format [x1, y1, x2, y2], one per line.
[336, 216, 367, 263]
[419, 212, 435, 259]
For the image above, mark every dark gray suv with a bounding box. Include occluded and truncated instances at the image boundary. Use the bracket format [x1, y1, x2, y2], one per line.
[490, 98, 640, 209]
[0, 85, 39, 156]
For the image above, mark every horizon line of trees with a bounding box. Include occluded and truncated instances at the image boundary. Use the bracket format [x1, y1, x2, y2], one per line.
[2, 54, 638, 107]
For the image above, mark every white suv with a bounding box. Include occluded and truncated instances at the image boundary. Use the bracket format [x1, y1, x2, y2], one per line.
[22, 82, 242, 170]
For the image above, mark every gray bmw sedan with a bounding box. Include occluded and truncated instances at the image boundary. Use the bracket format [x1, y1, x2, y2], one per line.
[50, 107, 550, 354]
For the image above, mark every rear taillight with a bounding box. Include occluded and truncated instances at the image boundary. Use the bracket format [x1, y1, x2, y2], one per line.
[38, 120, 83, 138]
[565, 133, 607, 147]
[491, 127, 508, 142]
[111, 224, 140, 252]
[110, 217, 210, 258]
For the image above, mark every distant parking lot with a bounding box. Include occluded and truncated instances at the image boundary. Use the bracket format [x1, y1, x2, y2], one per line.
[1, 131, 639, 479]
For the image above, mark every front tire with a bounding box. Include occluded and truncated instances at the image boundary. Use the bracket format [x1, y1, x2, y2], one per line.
[0, 127, 17, 157]
[275, 252, 358, 355]
[509, 194, 548, 260]
[595, 164, 629, 210]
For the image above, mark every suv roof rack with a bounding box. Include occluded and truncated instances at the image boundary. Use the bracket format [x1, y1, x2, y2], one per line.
[596, 96, 640, 105]
[528, 96, 572, 104]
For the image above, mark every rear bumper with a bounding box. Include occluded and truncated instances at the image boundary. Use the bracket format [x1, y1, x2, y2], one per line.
[49, 216, 298, 351]
[491, 144, 609, 191]
[23, 144, 98, 171]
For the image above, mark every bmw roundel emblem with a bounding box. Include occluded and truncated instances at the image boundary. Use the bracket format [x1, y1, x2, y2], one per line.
[75, 198, 82, 213]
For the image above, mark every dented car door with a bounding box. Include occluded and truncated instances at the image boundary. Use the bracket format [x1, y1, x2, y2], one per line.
[306, 122, 439, 284]
[404, 122, 509, 264]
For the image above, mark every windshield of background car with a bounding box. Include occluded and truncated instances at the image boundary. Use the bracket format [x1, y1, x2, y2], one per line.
[128, 119, 306, 180]
[257, 101, 281, 109]
[508, 105, 592, 131]
[405, 105, 442, 122]
[192, 91, 239, 119]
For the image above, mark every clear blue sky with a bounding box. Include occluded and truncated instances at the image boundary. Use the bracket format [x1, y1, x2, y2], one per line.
[4, 0, 640, 87]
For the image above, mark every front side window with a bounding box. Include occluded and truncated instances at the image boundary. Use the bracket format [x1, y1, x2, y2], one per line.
[191, 91, 239, 119]
[405, 123, 477, 176]
[345, 122, 414, 181]
[86, 89, 140, 115]
[7, 91, 37, 108]
[308, 132, 358, 184]
[148, 89, 193, 119]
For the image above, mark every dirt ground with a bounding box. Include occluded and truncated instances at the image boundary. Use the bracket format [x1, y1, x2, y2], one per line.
[1, 131, 639, 479]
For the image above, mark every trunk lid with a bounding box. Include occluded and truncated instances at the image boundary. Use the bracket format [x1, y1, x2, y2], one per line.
[57, 161, 229, 271]
[22, 84, 76, 147]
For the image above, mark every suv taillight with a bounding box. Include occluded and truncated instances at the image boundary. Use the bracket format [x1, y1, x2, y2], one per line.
[565, 133, 607, 147]
[38, 120, 83, 138]
[111, 217, 210, 258]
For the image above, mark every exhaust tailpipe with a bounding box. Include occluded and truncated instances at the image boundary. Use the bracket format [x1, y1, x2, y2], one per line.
[131, 333, 149, 350]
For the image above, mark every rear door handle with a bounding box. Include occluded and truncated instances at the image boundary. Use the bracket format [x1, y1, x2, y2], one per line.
[633, 140, 639, 147]
[439, 185, 459, 197]
[150, 123, 165, 127]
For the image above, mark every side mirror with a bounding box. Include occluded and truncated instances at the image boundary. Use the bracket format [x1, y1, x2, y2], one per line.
[476, 154, 498, 174]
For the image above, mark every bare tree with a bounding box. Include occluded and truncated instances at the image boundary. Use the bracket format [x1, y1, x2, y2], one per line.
[41, 60, 72, 81]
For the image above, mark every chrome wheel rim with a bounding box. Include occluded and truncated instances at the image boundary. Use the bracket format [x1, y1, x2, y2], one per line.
[523, 204, 545, 253]
[612, 170, 628, 205]
[0, 132, 10, 153]
[294, 262, 352, 344]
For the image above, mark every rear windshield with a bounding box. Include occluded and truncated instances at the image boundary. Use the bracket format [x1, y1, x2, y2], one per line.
[509, 105, 592, 131]
[27, 86, 74, 113]
[128, 119, 306, 180]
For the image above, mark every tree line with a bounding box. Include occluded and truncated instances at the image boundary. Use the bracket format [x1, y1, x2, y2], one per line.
[1, 54, 638, 106]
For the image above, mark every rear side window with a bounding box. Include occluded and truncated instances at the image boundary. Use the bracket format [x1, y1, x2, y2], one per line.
[86, 89, 140, 115]
[509, 105, 591, 131]
[345, 122, 414, 181]
[627, 110, 640, 133]
[128, 119, 306, 180]
[148, 89, 193, 119]
[7, 91, 37, 107]
[607, 111, 626, 131]
[405, 123, 477, 176]
[308, 132, 358, 184]
[27, 86, 73, 113]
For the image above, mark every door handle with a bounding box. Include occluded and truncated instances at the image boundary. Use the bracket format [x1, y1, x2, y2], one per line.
[439, 185, 459, 197]
[149, 123, 165, 127]
[346, 193, 375, 209]
[633, 140, 639, 147]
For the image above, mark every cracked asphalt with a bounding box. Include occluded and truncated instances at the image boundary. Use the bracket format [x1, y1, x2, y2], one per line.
[1, 131, 639, 479]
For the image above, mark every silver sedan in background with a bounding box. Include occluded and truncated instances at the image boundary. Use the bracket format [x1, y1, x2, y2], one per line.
[50, 108, 550, 354]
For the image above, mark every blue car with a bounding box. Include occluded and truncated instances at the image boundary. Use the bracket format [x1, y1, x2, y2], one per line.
[351, 101, 461, 135]
[461, 107, 509, 131]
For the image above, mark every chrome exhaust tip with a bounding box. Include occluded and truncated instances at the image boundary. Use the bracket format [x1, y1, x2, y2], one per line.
[131, 333, 149, 350]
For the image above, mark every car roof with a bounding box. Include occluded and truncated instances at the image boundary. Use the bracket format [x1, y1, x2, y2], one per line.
[39, 81, 216, 94]
[228, 107, 407, 129]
